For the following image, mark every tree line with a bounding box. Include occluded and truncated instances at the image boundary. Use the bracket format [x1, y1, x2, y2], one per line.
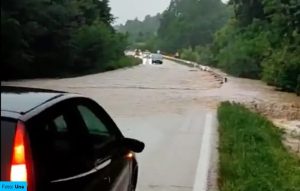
[156, 0, 230, 52]
[116, 14, 161, 44]
[115, 14, 162, 51]
[1, 0, 139, 80]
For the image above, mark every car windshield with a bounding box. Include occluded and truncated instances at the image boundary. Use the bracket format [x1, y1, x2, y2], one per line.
[1, 0, 300, 190]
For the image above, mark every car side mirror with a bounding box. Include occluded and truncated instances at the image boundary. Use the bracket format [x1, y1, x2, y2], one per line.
[121, 138, 145, 153]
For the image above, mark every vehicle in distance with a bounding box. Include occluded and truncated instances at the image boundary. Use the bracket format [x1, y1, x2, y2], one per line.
[151, 53, 163, 64]
[1, 86, 145, 191]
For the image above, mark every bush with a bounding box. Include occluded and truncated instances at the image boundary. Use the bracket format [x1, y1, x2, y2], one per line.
[180, 47, 200, 62]
[216, 29, 269, 79]
[262, 47, 300, 92]
[195, 45, 216, 66]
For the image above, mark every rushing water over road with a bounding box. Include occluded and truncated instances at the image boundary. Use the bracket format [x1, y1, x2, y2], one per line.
[2, 60, 300, 189]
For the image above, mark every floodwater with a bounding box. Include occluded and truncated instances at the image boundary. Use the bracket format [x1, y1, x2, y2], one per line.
[2, 59, 300, 189]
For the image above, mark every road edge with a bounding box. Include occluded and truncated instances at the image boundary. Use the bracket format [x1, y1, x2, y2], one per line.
[193, 112, 218, 191]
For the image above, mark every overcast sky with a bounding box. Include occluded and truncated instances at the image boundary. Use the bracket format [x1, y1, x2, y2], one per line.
[109, 0, 171, 25]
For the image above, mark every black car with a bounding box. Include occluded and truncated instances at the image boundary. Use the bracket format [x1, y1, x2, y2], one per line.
[1, 86, 144, 191]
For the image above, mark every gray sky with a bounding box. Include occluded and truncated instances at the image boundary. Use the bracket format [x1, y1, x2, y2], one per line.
[109, 0, 171, 25]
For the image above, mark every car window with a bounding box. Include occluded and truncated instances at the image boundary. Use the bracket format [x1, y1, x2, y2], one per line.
[46, 115, 72, 152]
[77, 104, 115, 148]
[27, 106, 92, 181]
[53, 115, 68, 133]
[77, 105, 110, 136]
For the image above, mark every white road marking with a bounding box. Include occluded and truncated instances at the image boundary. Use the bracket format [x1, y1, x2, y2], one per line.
[193, 113, 213, 191]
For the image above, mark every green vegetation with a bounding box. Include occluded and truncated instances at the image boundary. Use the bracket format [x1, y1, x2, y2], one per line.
[156, 0, 229, 52]
[1, 0, 136, 80]
[116, 14, 161, 48]
[218, 102, 300, 191]
[180, 47, 199, 62]
[211, 0, 300, 93]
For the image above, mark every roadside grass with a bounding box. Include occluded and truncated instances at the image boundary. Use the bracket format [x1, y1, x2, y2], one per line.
[218, 102, 300, 191]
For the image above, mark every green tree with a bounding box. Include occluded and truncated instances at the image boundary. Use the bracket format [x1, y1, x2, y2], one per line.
[1, 0, 128, 79]
[156, 0, 229, 52]
[71, 22, 127, 72]
[116, 14, 161, 44]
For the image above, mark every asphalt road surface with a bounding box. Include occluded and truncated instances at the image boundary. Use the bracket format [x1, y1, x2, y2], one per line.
[3, 60, 223, 191]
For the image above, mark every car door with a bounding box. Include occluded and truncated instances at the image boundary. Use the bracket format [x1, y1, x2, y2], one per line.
[74, 99, 132, 191]
[26, 99, 105, 191]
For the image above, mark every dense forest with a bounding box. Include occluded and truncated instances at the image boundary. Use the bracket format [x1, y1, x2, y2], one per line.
[156, 0, 230, 52]
[1, 0, 139, 80]
[116, 14, 161, 45]
[121, 0, 299, 94]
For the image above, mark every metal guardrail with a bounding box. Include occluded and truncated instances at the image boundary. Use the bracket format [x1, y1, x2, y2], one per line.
[163, 55, 198, 67]
[163, 55, 227, 83]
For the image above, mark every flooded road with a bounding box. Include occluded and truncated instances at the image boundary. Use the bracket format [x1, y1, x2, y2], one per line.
[2, 59, 300, 189]
[3, 60, 220, 191]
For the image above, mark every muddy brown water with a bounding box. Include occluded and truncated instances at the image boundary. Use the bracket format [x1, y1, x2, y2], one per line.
[2, 60, 300, 191]
[2, 60, 300, 156]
